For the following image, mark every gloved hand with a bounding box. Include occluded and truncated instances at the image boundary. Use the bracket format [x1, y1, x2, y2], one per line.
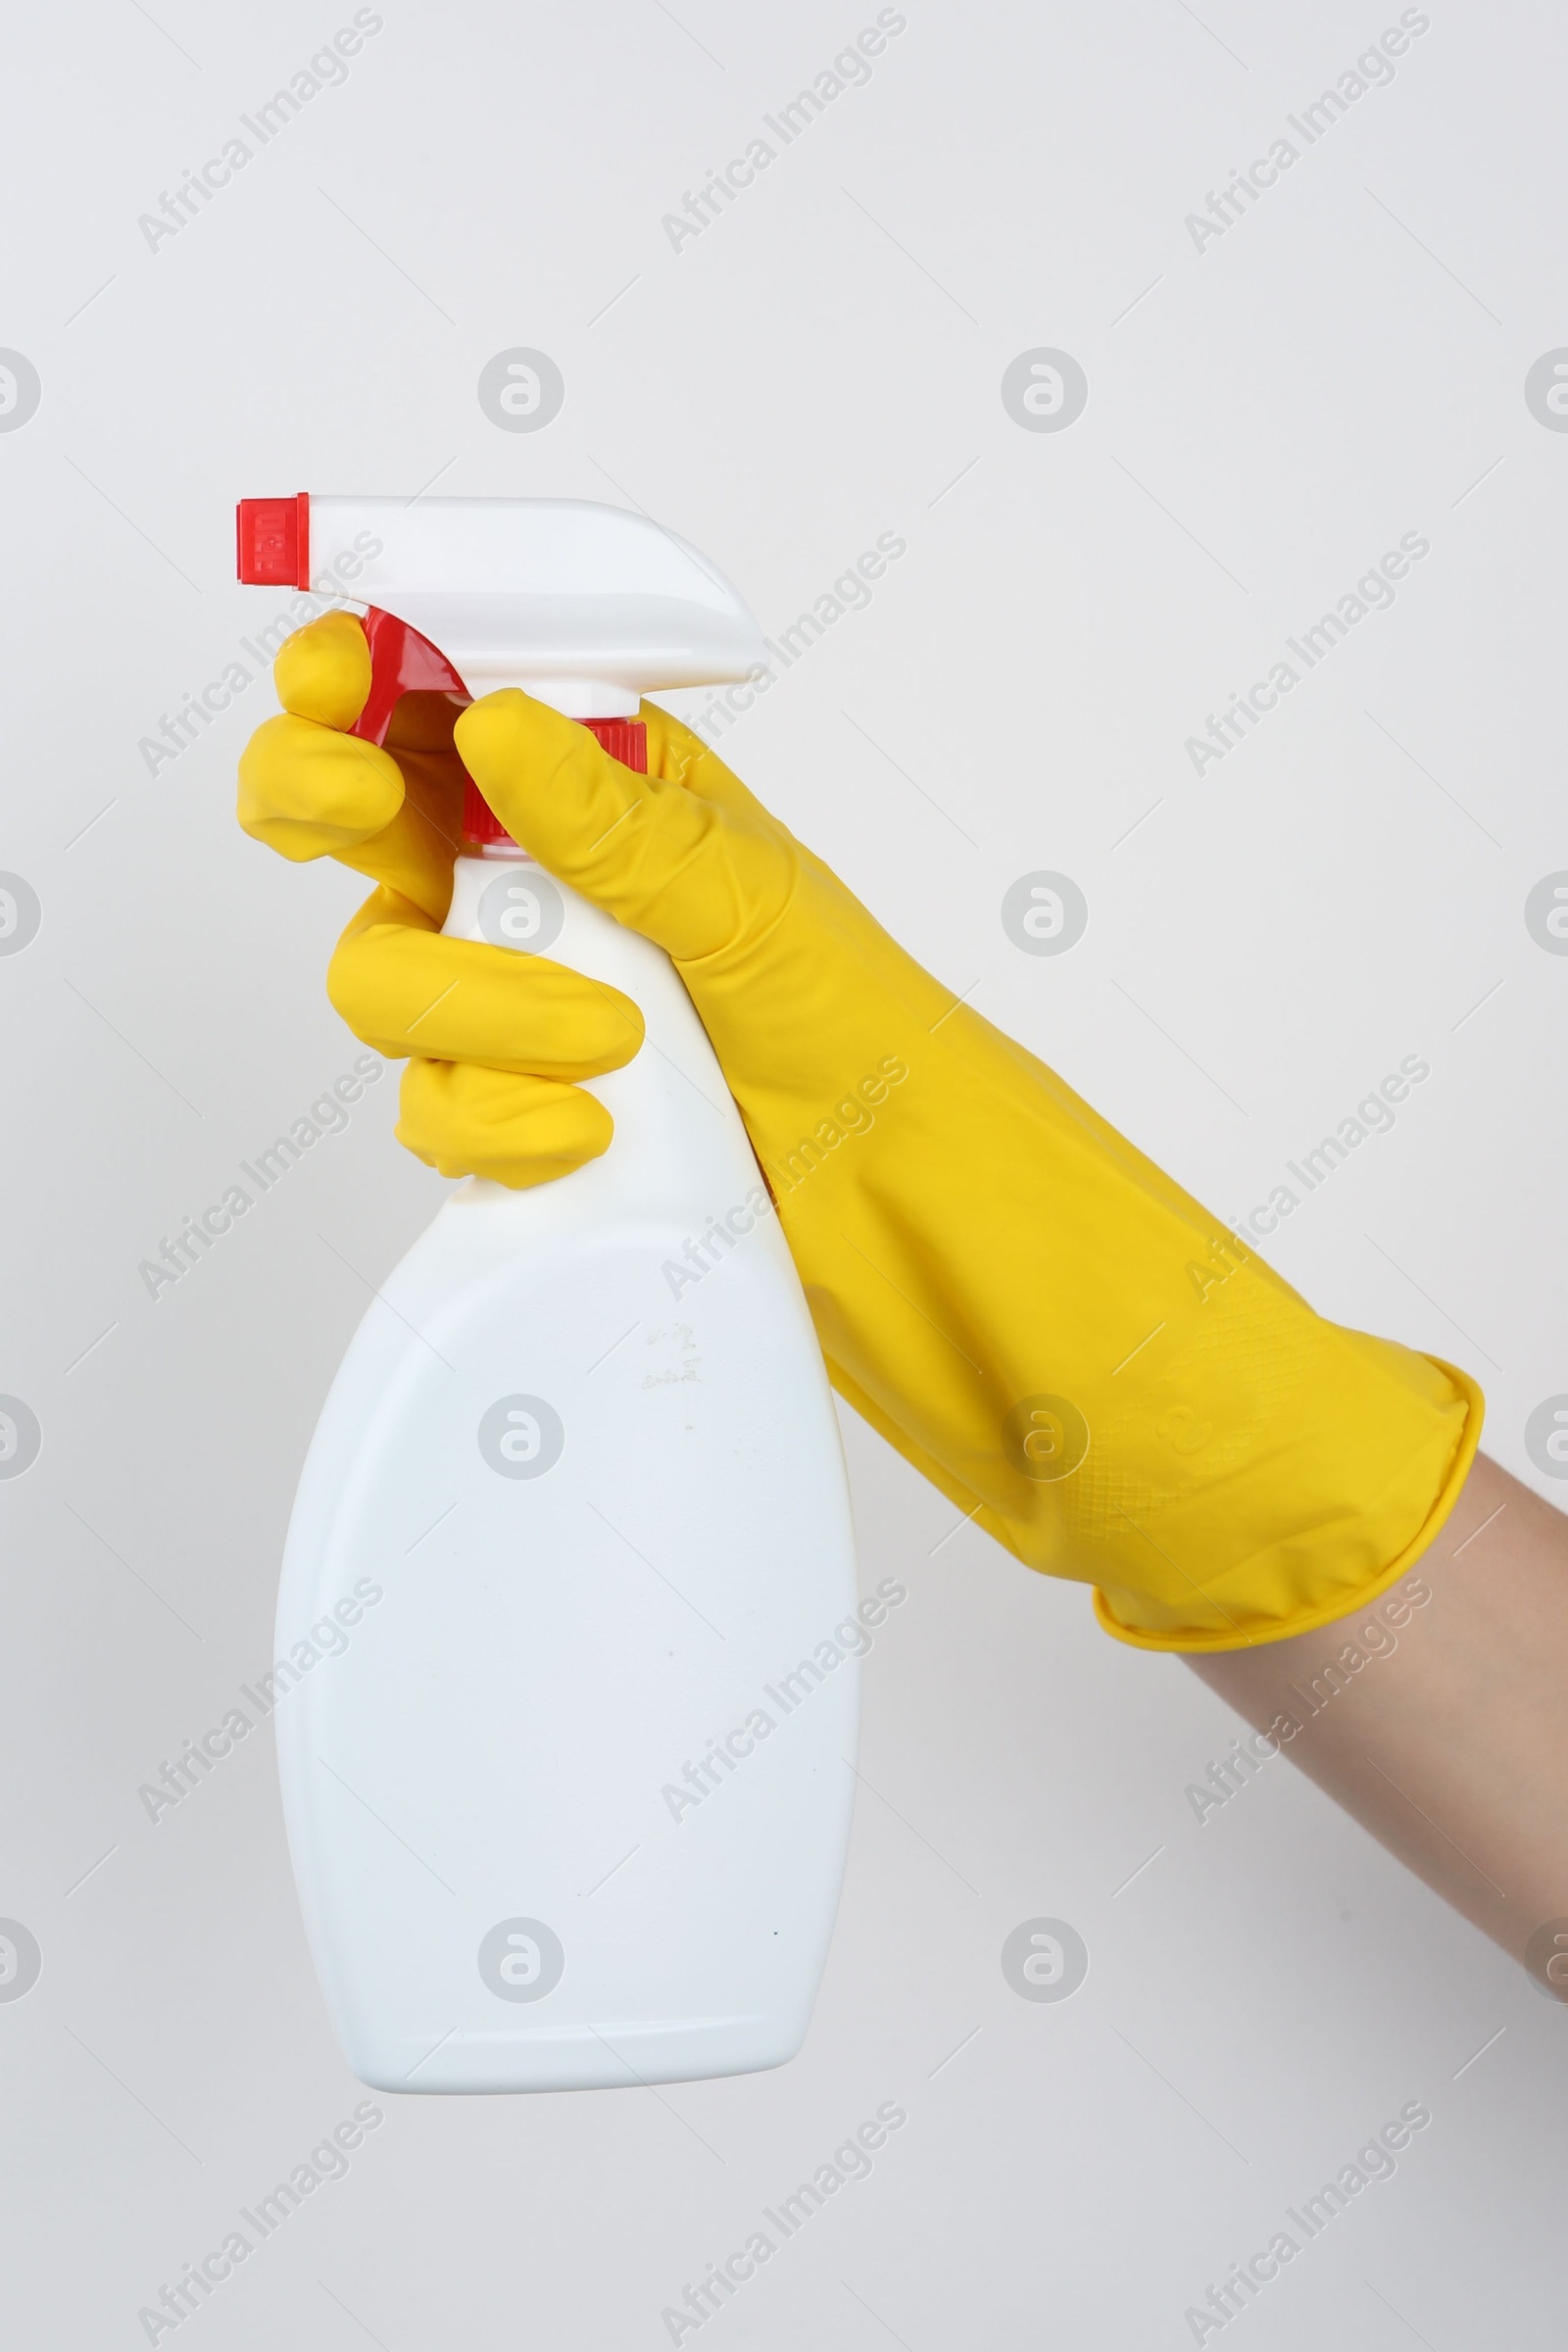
[236, 609, 645, 1184]
[238, 612, 1482, 1652]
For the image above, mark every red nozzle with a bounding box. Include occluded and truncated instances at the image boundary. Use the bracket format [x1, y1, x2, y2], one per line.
[236, 494, 310, 587]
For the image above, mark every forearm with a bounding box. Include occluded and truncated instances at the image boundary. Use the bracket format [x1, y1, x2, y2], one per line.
[1186, 1452, 1568, 1990]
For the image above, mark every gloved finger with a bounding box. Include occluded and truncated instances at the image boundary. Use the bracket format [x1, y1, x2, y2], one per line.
[274, 609, 463, 754]
[641, 703, 783, 830]
[454, 689, 795, 963]
[238, 714, 461, 924]
[327, 892, 644, 1079]
[273, 610, 373, 727]
[251, 612, 464, 919]
[332, 742, 463, 923]
[238, 713, 404, 858]
[396, 1057, 613, 1188]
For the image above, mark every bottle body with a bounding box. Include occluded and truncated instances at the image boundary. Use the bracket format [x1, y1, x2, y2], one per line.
[274, 854, 859, 2091]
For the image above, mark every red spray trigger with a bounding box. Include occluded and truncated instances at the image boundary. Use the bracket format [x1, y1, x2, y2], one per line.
[350, 610, 646, 848]
[350, 608, 492, 841]
[352, 608, 472, 743]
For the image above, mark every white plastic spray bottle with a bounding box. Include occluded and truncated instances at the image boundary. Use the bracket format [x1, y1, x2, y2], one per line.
[237, 496, 859, 2092]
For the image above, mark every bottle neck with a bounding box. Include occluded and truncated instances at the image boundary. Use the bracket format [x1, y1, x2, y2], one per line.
[461, 715, 648, 851]
[439, 856, 757, 1211]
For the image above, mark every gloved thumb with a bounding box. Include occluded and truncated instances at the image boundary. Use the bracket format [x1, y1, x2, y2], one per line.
[454, 689, 795, 965]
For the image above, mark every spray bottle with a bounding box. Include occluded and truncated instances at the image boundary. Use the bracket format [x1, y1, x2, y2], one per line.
[236, 496, 859, 2092]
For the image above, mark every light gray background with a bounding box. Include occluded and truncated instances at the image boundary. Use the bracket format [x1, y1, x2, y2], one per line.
[3, 1, 1565, 2344]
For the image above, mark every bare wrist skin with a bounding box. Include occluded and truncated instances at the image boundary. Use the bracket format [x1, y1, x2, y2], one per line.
[1185, 1452, 1568, 1998]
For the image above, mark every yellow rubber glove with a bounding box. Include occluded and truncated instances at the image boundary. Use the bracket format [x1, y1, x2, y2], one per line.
[236, 612, 644, 1184]
[238, 613, 1482, 1652]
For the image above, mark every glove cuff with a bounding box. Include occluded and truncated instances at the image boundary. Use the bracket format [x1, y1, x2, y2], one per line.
[1093, 1358, 1485, 1654]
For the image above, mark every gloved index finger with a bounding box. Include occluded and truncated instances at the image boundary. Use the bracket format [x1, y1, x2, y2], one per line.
[456, 688, 782, 963]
